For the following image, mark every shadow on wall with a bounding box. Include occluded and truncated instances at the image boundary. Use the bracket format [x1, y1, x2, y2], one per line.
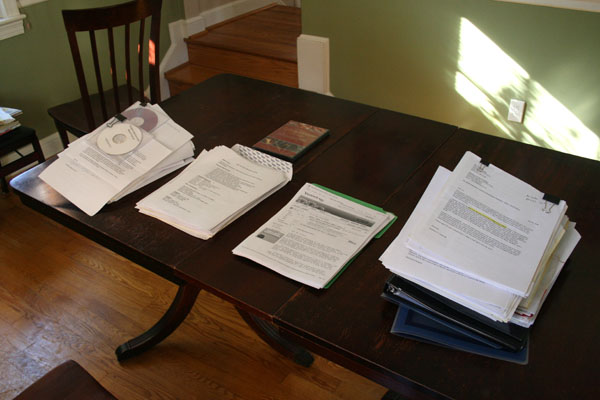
[453, 18, 599, 160]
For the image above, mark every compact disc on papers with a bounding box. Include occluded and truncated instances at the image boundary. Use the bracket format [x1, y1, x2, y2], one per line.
[122, 107, 159, 132]
[96, 123, 142, 155]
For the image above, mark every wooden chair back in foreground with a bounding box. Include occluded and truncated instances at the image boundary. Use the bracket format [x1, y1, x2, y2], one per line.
[48, 0, 162, 148]
[13, 360, 117, 400]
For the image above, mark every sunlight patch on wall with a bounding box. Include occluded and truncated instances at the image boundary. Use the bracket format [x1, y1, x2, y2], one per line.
[455, 18, 599, 160]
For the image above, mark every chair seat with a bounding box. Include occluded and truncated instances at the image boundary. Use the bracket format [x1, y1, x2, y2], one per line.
[13, 360, 117, 400]
[48, 85, 146, 137]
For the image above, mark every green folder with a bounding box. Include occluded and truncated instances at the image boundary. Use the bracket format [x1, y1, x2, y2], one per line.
[312, 183, 397, 288]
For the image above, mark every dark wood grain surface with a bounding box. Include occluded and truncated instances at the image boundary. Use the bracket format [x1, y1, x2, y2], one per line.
[275, 128, 600, 399]
[175, 108, 456, 318]
[11, 74, 600, 399]
[12, 73, 377, 311]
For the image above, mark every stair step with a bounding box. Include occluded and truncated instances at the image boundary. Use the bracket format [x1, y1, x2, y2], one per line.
[166, 4, 300, 96]
[164, 64, 224, 95]
[187, 45, 298, 87]
[186, 6, 300, 62]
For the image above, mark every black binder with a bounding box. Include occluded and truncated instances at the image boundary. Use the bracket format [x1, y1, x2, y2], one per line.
[382, 274, 529, 351]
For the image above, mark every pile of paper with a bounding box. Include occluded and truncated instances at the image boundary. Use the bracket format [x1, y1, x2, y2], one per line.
[136, 144, 293, 239]
[40, 102, 195, 216]
[380, 151, 580, 327]
[234, 183, 395, 289]
[1, 107, 22, 135]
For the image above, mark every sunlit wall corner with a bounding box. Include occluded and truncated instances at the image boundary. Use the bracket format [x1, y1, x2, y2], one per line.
[454, 17, 599, 161]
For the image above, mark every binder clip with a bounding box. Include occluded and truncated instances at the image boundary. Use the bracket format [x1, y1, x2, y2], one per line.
[477, 159, 490, 172]
[106, 113, 127, 128]
[542, 193, 560, 214]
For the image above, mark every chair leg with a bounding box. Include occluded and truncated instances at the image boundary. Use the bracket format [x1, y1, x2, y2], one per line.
[55, 121, 71, 149]
[236, 308, 314, 367]
[31, 134, 45, 163]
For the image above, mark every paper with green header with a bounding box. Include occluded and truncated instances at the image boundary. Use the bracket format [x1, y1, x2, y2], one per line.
[233, 183, 395, 289]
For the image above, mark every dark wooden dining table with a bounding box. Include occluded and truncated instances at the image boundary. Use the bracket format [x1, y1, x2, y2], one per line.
[11, 74, 600, 399]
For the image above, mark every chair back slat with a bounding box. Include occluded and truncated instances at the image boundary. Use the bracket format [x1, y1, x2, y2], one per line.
[107, 27, 120, 112]
[89, 30, 107, 123]
[65, 28, 94, 131]
[125, 23, 133, 106]
[61, 0, 162, 132]
[138, 18, 145, 102]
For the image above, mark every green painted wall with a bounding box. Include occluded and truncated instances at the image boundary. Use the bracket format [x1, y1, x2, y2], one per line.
[0, 0, 184, 140]
[302, 0, 600, 160]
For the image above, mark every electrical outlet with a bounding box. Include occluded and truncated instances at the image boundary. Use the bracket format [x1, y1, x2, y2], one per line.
[508, 99, 526, 123]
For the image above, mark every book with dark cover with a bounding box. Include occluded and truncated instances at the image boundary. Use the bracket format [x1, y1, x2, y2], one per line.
[382, 274, 529, 351]
[253, 120, 329, 162]
[391, 303, 529, 364]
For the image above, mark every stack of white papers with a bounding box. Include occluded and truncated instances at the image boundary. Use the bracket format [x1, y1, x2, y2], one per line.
[1, 106, 22, 134]
[380, 152, 580, 327]
[234, 183, 396, 289]
[136, 144, 293, 239]
[40, 102, 195, 216]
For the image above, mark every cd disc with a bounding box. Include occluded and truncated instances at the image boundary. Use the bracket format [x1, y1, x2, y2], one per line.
[122, 107, 159, 132]
[96, 123, 142, 155]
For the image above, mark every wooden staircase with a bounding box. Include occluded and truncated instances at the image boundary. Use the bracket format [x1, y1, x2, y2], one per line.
[165, 4, 301, 97]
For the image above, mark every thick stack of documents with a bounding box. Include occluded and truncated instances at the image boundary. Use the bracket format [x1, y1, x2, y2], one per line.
[234, 183, 396, 289]
[40, 102, 195, 216]
[380, 151, 580, 361]
[136, 144, 293, 239]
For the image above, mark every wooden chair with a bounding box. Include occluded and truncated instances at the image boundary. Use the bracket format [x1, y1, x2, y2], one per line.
[13, 360, 117, 400]
[48, 0, 162, 148]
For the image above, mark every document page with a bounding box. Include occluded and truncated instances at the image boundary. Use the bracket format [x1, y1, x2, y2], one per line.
[233, 183, 394, 289]
[136, 145, 289, 239]
[39, 102, 193, 216]
[380, 167, 520, 322]
[62, 103, 192, 191]
[511, 222, 580, 327]
[407, 151, 566, 296]
[111, 140, 196, 202]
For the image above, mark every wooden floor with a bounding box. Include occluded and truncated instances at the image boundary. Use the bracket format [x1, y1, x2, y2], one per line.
[0, 190, 387, 399]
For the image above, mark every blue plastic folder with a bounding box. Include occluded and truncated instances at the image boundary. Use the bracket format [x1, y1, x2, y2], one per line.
[391, 302, 529, 364]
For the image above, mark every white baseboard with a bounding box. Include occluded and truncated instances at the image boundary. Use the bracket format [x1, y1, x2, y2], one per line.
[297, 34, 332, 96]
[159, 19, 197, 100]
[159, 0, 286, 100]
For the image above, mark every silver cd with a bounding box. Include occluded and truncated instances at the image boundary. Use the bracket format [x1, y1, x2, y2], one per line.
[96, 123, 142, 155]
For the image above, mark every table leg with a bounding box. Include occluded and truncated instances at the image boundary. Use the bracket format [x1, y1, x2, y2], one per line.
[116, 282, 200, 361]
[236, 308, 314, 367]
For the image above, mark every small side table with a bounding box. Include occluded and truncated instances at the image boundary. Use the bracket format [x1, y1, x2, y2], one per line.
[0, 126, 45, 193]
